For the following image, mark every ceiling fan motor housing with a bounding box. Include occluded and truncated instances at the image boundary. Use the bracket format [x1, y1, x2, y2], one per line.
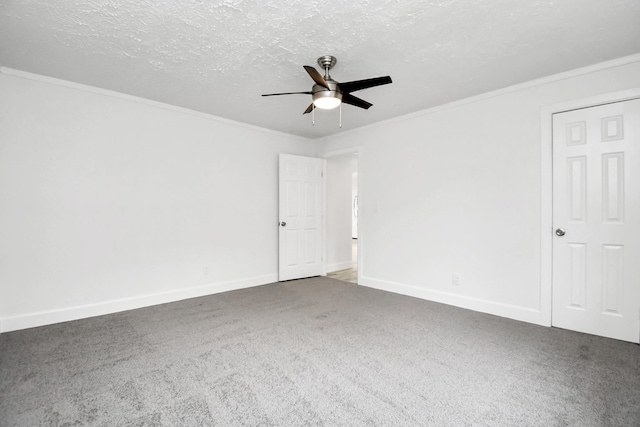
[312, 80, 342, 107]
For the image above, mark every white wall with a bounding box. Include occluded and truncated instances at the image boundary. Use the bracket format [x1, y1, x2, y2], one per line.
[316, 56, 640, 325]
[3, 55, 640, 333]
[0, 70, 314, 332]
[325, 154, 357, 272]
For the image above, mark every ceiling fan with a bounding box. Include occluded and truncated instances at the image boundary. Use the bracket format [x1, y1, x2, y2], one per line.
[262, 55, 392, 116]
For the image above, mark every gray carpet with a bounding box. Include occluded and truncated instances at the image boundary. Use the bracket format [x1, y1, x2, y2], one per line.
[1, 277, 639, 426]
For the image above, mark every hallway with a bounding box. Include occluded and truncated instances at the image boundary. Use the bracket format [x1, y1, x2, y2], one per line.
[327, 239, 357, 284]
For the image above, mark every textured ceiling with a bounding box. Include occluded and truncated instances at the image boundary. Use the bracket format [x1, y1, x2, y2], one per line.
[1, 0, 640, 139]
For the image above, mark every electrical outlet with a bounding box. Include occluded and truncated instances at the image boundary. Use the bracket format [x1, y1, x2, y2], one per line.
[452, 273, 461, 285]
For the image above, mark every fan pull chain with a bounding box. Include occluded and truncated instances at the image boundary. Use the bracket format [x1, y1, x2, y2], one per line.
[312, 104, 315, 125]
[339, 103, 342, 128]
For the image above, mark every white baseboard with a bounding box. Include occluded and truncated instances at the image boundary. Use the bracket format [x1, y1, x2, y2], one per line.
[0, 274, 278, 333]
[359, 276, 544, 326]
[326, 261, 356, 273]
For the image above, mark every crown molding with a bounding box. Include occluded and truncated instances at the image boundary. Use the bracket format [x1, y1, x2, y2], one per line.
[315, 53, 640, 143]
[0, 66, 312, 143]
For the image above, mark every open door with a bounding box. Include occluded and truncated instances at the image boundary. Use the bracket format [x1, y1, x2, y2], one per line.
[278, 154, 325, 281]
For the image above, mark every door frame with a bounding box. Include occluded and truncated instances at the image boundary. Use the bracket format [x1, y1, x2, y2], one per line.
[540, 88, 640, 327]
[321, 146, 363, 286]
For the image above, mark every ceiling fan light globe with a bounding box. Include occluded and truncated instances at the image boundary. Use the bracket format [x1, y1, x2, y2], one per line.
[313, 97, 341, 110]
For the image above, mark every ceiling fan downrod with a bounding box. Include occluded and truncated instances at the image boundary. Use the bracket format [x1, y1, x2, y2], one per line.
[317, 55, 337, 79]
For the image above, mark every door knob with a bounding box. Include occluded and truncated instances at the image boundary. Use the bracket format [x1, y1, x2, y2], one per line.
[280, 221, 286, 227]
[555, 228, 566, 236]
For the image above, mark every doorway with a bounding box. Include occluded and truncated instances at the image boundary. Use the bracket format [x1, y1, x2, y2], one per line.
[325, 151, 359, 284]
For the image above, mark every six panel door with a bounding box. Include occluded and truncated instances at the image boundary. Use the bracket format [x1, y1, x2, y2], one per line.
[278, 154, 324, 281]
[552, 98, 640, 343]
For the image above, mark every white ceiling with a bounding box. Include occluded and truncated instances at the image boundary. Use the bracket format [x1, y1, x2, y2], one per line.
[1, 0, 639, 139]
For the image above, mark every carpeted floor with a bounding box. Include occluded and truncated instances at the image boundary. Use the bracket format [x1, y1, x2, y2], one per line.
[1, 276, 639, 426]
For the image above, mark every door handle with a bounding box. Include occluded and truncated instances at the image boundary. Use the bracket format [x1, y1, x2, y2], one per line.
[280, 221, 286, 227]
[555, 228, 566, 236]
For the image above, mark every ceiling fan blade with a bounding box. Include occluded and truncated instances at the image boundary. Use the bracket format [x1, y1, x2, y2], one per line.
[262, 91, 313, 97]
[303, 103, 314, 115]
[303, 66, 330, 89]
[342, 93, 373, 110]
[338, 76, 392, 93]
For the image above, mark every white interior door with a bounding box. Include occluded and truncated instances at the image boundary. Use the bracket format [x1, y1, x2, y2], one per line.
[552, 98, 640, 343]
[278, 154, 324, 281]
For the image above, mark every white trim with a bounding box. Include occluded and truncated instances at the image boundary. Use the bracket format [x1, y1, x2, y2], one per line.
[5, 53, 639, 143]
[0, 67, 310, 143]
[326, 261, 356, 273]
[0, 274, 277, 333]
[359, 276, 543, 325]
[539, 88, 640, 327]
[315, 53, 640, 144]
[319, 146, 364, 159]
[321, 158, 328, 277]
[356, 154, 362, 287]
[540, 106, 553, 327]
[319, 146, 363, 286]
